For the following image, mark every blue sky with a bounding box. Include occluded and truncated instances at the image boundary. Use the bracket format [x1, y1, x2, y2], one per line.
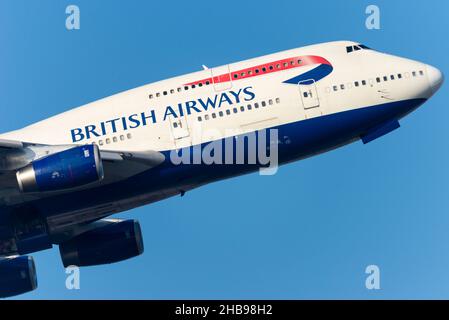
[1, 0, 449, 299]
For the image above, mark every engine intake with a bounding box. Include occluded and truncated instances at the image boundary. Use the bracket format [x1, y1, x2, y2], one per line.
[59, 219, 144, 267]
[0, 256, 37, 298]
[17, 144, 104, 193]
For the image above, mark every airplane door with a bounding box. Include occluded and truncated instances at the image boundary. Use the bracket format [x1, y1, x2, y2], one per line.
[211, 65, 232, 92]
[298, 79, 320, 110]
[168, 114, 191, 147]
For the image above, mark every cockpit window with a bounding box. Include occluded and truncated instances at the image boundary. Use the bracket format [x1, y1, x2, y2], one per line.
[346, 44, 372, 53]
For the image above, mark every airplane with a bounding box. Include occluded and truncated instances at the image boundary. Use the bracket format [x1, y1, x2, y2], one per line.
[0, 40, 443, 298]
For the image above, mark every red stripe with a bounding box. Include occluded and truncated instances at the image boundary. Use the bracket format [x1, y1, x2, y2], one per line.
[184, 55, 331, 86]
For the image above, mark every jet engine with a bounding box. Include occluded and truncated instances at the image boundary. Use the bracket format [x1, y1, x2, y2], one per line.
[59, 219, 144, 267]
[0, 256, 37, 298]
[16, 144, 104, 193]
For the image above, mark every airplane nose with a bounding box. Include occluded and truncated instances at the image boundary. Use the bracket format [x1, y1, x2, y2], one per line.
[426, 64, 444, 94]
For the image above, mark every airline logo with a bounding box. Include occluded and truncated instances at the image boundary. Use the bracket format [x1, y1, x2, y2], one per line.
[282, 56, 333, 85]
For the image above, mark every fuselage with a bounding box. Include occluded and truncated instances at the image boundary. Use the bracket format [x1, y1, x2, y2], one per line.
[0, 40, 443, 237]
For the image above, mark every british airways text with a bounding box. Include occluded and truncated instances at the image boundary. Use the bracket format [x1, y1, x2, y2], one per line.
[70, 86, 256, 142]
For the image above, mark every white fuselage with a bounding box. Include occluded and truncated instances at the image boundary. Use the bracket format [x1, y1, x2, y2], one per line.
[0, 41, 440, 153]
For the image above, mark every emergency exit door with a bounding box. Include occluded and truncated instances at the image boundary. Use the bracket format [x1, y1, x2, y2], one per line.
[168, 114, 191, 148]
[298, 79, 320, 109]
[211, 64, 232, 92]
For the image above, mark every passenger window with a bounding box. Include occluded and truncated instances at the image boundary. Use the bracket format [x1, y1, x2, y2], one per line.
[397, 74, 402, 79]
[226, 109, 231, 115]
[173, 122, 178, 128]
[376, 77, 381, 83]
[198, 116, 202, 122]
[412, 71, 417, 77]
[127, 133, 132, 139]
[247, 104, 252, 110]
[120, 135, 125, 141]
[113, 137, 118, 143]
[106, 138, 111, 144]
[383, 76, 388, 81]
[262, 67, 267, 72]
[340, 84, 345, 90]
[149, 94, 153, 99]
[390, 75, 395, 80]
[333, 85, 338, 91]
[275, 98, 280, 104]
[419, 70, 424, 76]
[268, 99, 273, 105]
[163, 91, 167, 96]
[255, 102, 259, 108]
[99, 140, 104, 146]
[354, 81, 359, 87]
[177, 87, 182, 92]
[233, 108, 238, 113]
[205, 115, 210, 120]
[212, 113, 217, 119]
[170, 89, 175, 94]
[303, 92, 308, 98]
[240, 106, 245, 112]
[219, 111, 224, 117]
[262, 101, 267, 107]
[156, 92, 161, 97]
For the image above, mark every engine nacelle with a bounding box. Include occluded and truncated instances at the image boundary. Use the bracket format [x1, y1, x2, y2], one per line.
[59, 219, 144, 267]
[0, 256, 37, 298]
[16, 145, 104, 193]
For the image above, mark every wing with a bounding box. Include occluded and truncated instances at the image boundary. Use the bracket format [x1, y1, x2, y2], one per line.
[0, 138, 165, 205]
[100, 149, 165, 181]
